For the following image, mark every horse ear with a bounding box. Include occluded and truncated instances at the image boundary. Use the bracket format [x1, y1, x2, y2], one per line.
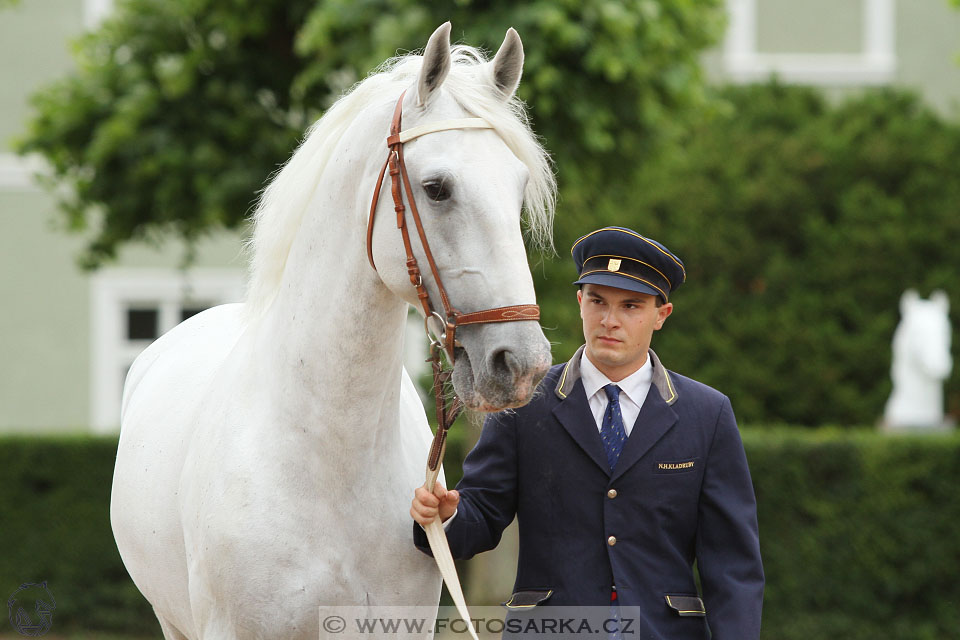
[417, 22, 452, 107]
[930, 289, 950, 313]
[900, 289, 919, 315]
[489, 28, 524, 100]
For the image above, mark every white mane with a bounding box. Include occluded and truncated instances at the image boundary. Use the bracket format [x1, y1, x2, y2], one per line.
[244, 46, 557, 319]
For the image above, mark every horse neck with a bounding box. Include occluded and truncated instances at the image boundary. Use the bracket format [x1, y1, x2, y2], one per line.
[252, 156, 410, 448]
[891, 330, 945, 407]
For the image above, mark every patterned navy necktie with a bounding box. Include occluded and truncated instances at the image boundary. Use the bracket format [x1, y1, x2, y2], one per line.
[601, 384, 627, 471]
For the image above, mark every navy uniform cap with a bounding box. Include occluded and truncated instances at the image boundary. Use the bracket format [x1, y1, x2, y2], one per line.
[571, 227, 686, 302]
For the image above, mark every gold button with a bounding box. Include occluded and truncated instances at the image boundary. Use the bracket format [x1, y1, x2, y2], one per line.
[607, 536, 617, 546]
[607, 489, 618, 499]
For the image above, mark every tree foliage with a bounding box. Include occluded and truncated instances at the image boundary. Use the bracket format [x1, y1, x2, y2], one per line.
[19, 0, 315, 266]
[19, 0, 724, 268]
[534, 83, 960, 426]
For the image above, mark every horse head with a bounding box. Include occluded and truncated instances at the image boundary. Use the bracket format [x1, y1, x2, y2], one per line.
[368, 24, 555, 412]
[897, 289, 953, 381]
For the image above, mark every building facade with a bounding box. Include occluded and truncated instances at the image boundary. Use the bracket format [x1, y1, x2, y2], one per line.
[1, 0, 244, 432]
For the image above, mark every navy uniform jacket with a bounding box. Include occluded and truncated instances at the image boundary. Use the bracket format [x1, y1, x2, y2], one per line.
[414, 347, 764, 639]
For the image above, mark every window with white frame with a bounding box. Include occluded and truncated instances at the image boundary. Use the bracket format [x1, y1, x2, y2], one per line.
[724, 0, 896, 85]
[89, 268, 245, 432]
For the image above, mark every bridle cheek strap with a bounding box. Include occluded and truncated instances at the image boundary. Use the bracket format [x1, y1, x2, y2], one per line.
[366, 92, 541, 362]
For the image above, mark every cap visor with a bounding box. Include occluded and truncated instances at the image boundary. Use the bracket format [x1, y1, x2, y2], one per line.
[573, 273, 664, 299]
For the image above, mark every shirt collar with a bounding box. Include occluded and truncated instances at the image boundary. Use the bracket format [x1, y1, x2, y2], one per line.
[579, 351, 653, 406]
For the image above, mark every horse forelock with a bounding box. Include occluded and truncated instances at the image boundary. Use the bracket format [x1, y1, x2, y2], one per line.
[243, 44, 556, 321]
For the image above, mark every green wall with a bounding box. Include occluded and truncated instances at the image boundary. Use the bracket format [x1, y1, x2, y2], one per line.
[0, 1, 245, 432]
[0, 0, 81, 148]
[704, 0, 960, 113]
[0, 185, 244, 431]
[0, 189, 90, 432]
[896, 0, 960, 112]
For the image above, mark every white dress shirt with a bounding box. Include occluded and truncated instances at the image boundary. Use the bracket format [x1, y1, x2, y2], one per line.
[579, 351, 653, 436]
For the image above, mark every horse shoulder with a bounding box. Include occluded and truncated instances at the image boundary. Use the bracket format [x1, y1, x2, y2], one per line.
[112, 303, 248, 638]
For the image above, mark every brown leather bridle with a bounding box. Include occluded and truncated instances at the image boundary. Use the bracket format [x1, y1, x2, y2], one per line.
[366, 92, 541, 464]
[367, 92, 540, 361]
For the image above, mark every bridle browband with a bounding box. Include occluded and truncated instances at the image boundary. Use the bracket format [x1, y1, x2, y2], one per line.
[366, 92, 541, 367]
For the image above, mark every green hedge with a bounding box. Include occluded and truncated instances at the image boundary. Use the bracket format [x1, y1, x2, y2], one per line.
[3, 432, 958, 638]
[743, 428, 960, 640]
[0, 435, 156, 635]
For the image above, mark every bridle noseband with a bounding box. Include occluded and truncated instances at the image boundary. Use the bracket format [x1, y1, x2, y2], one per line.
[366, 92, 541, 366]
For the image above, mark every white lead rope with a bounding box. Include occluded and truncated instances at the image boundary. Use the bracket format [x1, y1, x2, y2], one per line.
[424, 446, 479, 640]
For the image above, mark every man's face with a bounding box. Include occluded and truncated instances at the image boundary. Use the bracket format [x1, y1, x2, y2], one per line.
[577, 283, 673, 381]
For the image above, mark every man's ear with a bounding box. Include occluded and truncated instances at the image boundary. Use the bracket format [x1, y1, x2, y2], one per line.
[655, 302, 674, 329]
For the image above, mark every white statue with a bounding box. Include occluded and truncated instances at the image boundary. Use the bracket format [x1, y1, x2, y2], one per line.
[883, 289, 953, 430]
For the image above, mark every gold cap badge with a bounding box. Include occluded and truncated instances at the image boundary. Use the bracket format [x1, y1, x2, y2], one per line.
[607, 258, 621, 272]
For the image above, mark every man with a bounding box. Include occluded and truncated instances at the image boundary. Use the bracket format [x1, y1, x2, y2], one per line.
[411, 226, 764, 639]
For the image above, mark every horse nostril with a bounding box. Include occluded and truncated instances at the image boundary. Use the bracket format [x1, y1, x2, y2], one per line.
[490, 348, 522, 379]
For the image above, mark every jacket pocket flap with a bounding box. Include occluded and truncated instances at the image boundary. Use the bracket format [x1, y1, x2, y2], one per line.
[502, 590, 554, 609]
[664, 594, 706, 617]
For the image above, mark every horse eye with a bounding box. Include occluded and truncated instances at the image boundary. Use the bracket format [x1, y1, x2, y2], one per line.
[422, 179, 451, 202]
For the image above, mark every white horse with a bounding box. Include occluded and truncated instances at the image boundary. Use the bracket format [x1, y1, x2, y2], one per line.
[110, 23, 555, 640]
[883, 289, 953, 429]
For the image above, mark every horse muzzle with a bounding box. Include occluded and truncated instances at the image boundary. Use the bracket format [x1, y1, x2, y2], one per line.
[451, 321, 552, 411]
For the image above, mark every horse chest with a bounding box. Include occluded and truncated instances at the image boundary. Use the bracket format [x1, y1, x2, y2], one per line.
[181, 428, 427, 587]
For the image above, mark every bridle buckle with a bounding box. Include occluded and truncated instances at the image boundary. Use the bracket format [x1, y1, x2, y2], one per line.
[424, 311, 447, 350]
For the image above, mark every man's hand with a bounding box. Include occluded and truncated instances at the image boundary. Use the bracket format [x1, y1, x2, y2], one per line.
[410, 482, 459, 526]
